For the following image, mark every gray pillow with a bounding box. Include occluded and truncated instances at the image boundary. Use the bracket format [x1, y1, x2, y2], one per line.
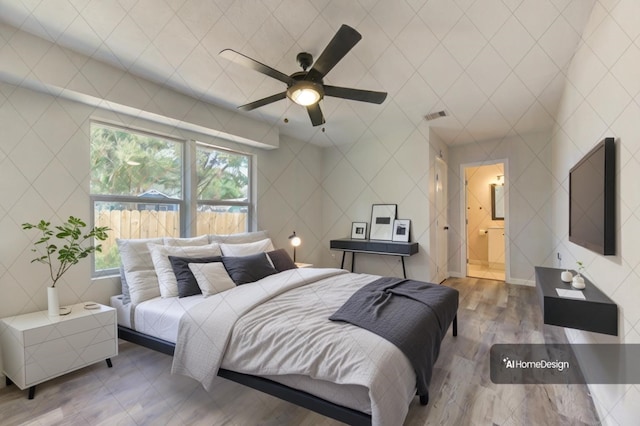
[267, 249, 298, 272]
[222, 252, 278, 285]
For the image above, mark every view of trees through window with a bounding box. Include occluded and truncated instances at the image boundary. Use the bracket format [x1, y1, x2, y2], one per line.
[90, 123, 251, 273]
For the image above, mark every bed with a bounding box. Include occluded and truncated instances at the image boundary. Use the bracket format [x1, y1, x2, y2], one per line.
[111, 233, 458, 425]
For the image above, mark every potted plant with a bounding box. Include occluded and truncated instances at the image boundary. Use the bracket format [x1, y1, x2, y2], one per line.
[22, 216, 110, 317]
[572, 261, 586, 289]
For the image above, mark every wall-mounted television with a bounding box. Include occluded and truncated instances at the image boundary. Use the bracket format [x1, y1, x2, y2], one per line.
[569, 137, 615, 255]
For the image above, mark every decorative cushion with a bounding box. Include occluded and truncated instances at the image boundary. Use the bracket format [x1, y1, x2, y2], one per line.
[221, 252, 278, 285]
[219, 238, 275, 257]
[209, 230, 269, 245]
[188, 262, 236, 297]
[148, 243, 222, 298]
[168, 255, 222, 298]
[267, 249, 298, 272]
[116, 237, 164, 305]
[164, 235, 209, 246]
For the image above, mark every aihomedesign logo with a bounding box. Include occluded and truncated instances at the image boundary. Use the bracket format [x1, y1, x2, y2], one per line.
[502, 356, 570, 372]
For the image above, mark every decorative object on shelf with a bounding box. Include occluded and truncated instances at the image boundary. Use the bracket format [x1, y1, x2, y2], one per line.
[572, 261, 585, 289]
[288, 231, 301, 262]
[22, 216, 110, 317]
[369, 204, 397, 240]
[392, 219, 411, 242]
[561, 269, 573, 282]
[351, 222, 368, 239]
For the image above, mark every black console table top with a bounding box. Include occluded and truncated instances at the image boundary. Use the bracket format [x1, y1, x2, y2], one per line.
[534, 266, 618, 336]
[330, 238, 419, 278]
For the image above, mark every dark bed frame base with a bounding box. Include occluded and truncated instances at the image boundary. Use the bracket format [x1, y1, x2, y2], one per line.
[118, 314, 457, 426]
[117, 326, 373, 425]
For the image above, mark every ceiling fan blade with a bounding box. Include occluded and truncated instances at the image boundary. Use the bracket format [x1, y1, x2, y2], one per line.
[305, 25, 362, 82]
[306, 103, 326, 126]
[238, 92, 287, 111]
[324, 85, 387, 104]
[220, 49, 295, 85]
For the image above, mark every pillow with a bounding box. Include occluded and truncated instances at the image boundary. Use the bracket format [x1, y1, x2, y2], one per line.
[119, 265, 131, 305]
[148, 243, 222, 298]
[220, 238, 275, 257]
[209, 230, 269, 245]
[188, 262, 236, 297]
[164, 235, 209, 246]
[221, 252, 278, 285]
[168, 255, 222, 298]
[117, 237, 164, 305]
[267, 248, 298, 272]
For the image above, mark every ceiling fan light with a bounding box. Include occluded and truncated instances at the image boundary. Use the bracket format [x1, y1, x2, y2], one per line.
[290, 87, 321, 106]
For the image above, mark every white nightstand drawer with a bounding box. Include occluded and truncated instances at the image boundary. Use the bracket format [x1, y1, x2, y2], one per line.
[22, 309, 114, 347]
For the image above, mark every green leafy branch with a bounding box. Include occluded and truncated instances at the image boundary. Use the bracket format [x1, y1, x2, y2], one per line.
[22, 216, 110, 288]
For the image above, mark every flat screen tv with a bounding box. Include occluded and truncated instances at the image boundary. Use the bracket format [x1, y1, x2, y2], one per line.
[569, 137, 615, 255]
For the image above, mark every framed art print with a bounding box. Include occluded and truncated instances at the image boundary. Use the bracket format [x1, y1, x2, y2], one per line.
[392, 219, 411, 242]
[351, 222, 368, 240]
[369, 204, 397, 240]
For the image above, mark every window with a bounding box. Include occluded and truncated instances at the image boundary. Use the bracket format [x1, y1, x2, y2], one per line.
[90, 123, 252, 274]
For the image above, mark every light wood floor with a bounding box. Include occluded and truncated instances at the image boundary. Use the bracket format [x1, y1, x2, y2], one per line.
[0, 277, 600, 425]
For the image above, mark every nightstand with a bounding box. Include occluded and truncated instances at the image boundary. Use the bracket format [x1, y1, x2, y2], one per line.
[0, 302, 117, 399]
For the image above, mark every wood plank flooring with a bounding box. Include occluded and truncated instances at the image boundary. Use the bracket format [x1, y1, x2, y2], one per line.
[0, 277, 600, 425]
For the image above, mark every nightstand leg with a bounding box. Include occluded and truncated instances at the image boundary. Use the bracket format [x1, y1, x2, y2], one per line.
[5, 376, 13, 386]
[28, 386, 35, 400]
[453, 315, 458, 337]
[106, 358, 113, 368]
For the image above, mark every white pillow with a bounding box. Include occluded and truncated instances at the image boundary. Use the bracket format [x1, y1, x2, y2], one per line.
[148, 242, 222, 298]
[188, 262, 236, 297]
[117, 237, 164, 305]
[209, 231, 269, 244]
[165, 235, 209, 246]
[219, 238, 275, 256]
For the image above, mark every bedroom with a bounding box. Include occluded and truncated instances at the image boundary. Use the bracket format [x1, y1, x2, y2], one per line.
[0, 0, 638, 424]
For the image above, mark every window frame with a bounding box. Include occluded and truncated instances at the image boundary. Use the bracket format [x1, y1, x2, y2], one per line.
[90, 122, 254, 277]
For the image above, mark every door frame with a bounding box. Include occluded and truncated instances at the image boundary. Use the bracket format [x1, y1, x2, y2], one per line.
[434, 156, 448, 283]
[459, 159, 510, 281]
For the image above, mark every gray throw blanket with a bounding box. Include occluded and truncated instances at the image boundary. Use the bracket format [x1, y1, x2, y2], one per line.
[329, 277, 459, 403]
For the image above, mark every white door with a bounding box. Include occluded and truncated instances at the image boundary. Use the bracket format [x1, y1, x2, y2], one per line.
[435, 157, 448, 283]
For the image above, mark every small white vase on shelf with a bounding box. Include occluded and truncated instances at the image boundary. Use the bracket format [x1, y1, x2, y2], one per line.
[561, 270, 573, 282]
[572, 275, 585, 290]
[47, 287, 59, 317]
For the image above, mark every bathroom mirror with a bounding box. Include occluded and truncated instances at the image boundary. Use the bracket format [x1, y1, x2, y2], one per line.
[491, 184, 504, 220]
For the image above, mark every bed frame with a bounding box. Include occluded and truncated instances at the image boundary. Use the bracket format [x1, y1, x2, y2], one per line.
[118, 315, 457, 425]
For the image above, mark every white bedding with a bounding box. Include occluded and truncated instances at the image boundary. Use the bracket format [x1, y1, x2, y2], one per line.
[172, 268, 416, 426]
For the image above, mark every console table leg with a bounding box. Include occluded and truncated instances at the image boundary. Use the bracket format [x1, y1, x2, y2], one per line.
[106, 358, 113, 368]
[351, 252, 356, 273]
[401, 257, 407, 278]
[340, 252, 345, 269]
[28, 386, 35, 400]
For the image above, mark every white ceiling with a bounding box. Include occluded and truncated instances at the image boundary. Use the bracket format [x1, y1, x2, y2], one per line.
[0, 0, 594, 146]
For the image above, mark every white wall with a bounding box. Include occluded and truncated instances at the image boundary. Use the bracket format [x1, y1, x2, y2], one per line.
[550, 0, 640, 423]
[447, 131, 554, 284]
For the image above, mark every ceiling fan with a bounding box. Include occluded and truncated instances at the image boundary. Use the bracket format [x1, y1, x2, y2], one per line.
[220, 24, 387, 127]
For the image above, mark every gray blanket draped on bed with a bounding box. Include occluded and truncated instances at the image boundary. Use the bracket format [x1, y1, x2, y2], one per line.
[329, 277, 458, 403]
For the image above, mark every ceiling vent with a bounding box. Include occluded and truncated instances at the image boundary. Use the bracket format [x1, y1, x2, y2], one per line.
[424, 110, 447, 121]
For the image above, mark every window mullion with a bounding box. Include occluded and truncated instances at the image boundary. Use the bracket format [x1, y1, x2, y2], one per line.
[184, 139, 198, 237]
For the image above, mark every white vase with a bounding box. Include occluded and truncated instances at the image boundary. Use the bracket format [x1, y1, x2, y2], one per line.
[572, 275, 585, 290]
[561, 270, 573, 282]
[47, 287, 59, 317]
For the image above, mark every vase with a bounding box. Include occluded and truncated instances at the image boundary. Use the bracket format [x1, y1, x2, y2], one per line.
[572, 275, 585, 290]
[47, 287, 59, 317]
[561, 270, 573, 282]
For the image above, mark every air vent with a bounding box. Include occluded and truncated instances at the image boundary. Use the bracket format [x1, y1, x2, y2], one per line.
[424, 110, 447, 121]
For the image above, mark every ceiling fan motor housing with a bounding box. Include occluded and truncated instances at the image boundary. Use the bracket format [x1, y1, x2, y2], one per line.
[296, 52, 314, 71]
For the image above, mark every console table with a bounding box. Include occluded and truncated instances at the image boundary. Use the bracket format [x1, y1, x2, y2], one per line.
[534, 266, 618, 336]
[330, 238, 419, 278]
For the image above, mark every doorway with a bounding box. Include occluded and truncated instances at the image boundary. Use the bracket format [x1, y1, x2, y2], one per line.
[464, 162, 506, 281]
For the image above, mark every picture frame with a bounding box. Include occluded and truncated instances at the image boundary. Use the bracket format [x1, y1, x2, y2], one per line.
[369, 204, 397, 240]
[392, 219, 411, 242]
[351, 222, 368, 240]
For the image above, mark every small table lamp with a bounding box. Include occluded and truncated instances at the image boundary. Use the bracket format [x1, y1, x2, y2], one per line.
[288, 231, 301, 262]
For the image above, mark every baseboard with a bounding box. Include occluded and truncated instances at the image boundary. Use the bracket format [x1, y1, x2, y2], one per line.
[447, 271, 465, 278]
[506, 277, 535, 287]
